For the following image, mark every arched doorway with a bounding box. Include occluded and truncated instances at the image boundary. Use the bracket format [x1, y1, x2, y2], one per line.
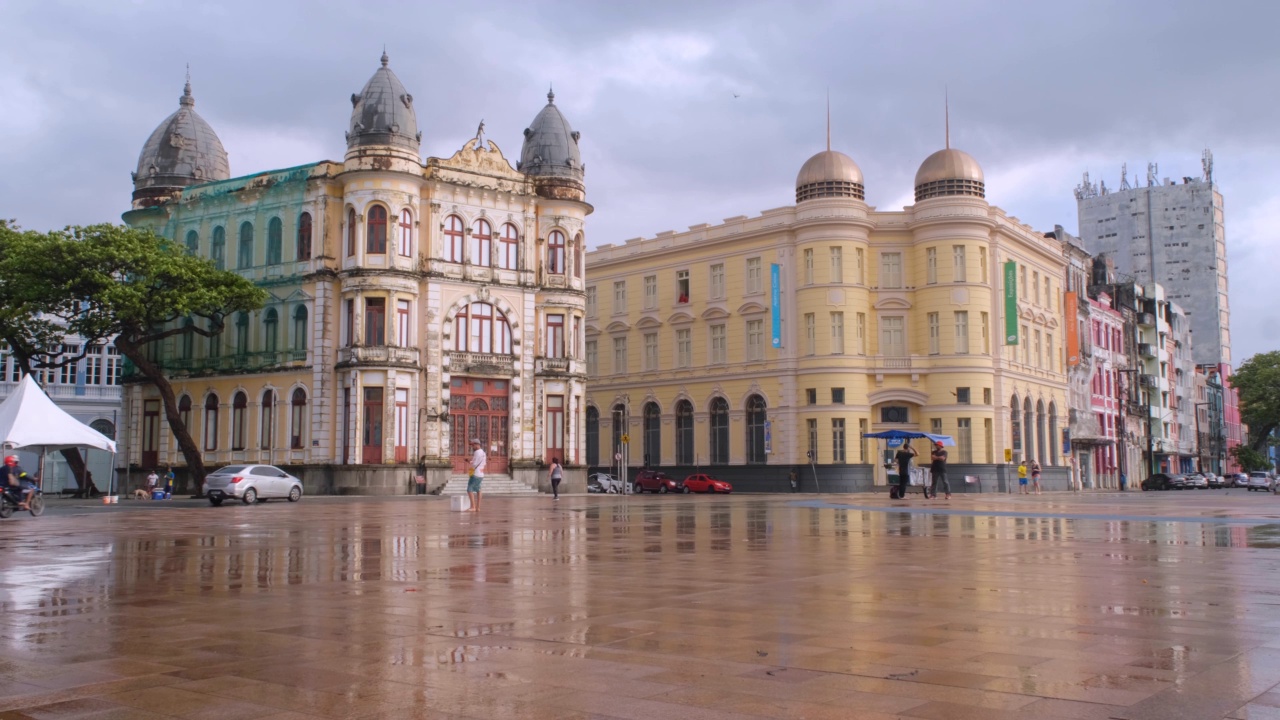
[675, 400, 694, 464]
[709, 398, 729, 464]
[1023, 397, 1034, 465]
[745, 395, 767, 464]
[1010, 395, 1021, 461]
[643, 402, 661, 467]
[1048, 402, 1059, 466]
[585, 406, 600, 466]
[1036, 400, 1047, 467]
[449, 378, 509, 474]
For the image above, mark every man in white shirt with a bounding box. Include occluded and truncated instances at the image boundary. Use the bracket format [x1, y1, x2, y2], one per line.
[146, 470, 159, 497]
[467, 439, 487, 512]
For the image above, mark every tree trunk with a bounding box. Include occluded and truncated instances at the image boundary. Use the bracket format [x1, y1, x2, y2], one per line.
[115, 337, 207, 491]
[58, 448, 92, 495]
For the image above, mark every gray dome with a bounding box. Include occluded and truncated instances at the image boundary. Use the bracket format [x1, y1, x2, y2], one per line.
[914, 148, 985, 201]
[518, 89, 583, 181]
[796, 150, 865, 202]
[132, 79, 229, 203]
[346, 52, 420, 152]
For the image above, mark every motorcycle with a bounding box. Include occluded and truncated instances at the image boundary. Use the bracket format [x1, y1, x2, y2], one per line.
[0, 485, 45, 518]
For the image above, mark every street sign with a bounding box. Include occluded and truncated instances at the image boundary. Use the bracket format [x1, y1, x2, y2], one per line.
[621, 434, 629, 444]
[614, 452, 622, 461]
[1004, 448, 1013, 462]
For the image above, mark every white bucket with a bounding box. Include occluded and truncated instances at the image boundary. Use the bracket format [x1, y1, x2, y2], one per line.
[449, 495, 471, 512]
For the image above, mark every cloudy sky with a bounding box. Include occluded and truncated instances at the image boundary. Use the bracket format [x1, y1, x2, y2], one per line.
[2, 0, 1276, 362]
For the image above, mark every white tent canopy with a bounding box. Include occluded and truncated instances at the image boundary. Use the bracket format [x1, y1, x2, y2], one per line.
[0, 375, 117, 453]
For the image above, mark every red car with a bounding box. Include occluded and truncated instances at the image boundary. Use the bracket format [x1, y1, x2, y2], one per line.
[633, 470, 682, 494]
[682, 473, 732, 494]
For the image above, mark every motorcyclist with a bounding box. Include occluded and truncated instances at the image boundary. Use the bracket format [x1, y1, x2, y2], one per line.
[1, 456, 37, 510]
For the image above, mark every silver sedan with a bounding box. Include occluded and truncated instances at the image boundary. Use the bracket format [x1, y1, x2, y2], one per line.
[203, 465, 304, 506]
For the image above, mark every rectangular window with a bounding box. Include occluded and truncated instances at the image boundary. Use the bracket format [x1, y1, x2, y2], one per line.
[613, 281, 627, 314]
[830, 312, 844, 355]
[1045, 276, 1053, 310]
[831, 388, 845, 404]
[855, 248, 865, 284]
[676, 329, 691, 368]
[803, 249, 814, 285]
[931, 418, 943, 436]
[928, 312, 940, 355]
[710, 324, 726, 364]
[984, 418, 993, 462]
[546, 314, 565, 358]
[859, 418, 868, 462]
[926, 247, 938, 284]
[397, 300, 411, 347]
[983, 387, 992, 404]
[643, 332, 658, 370]
[1034, 330, 1042, 368]
[573, 317, 582, 358]
[585, 340, 598, 376]
[612, 337, 628, 374]
[643, 275, 657, 309]
[586, 286, 597, 317]
[345, 299, 354, 347]
[881, 316, 905, 356]
[957, 418, 972, 462]
[1020, 266, 1027, 297]
[710, 263, 725, 299]
[954, 311, 969, 354]
[1033, 271, 1040, 305]
[394, 388, 409, 462]
[981, 312, 990, 354]
[806, 388, 817, 405]
[746, 257, 762, 294]
[856, 313, 866, 354]
[807, 419, 818, 461]
[676, 270, 690, 303]
[953, 245, 967, 282]
[804, 313, 816, 355]
[830, 246, 843, 283]
[1021, 324, 1029, 364]
[746, 320, 763, 361]
[546, 395, 564, 463]
[957, 387, 971, 404]
[979, 246, 988, 283]
[1047, 334, 1055, 372]
[881, 252, 902, 289]
[832, 419, 847, 463]
[364, 298, 386, 346]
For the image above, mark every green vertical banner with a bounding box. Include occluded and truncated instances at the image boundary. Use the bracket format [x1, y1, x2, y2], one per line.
[1003, 261, 1018, 345]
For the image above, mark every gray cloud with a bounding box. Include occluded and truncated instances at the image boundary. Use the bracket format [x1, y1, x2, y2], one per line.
[2, 0, 1277, 362]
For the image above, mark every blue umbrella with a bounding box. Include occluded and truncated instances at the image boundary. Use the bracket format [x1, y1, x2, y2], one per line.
[861, 429, 955, 446]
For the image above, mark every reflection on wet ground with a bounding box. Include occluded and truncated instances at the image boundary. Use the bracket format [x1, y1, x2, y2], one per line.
[0, 493, 1279, 718]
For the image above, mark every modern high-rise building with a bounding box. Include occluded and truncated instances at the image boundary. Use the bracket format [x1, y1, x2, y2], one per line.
[1074, 153, 1229, 366]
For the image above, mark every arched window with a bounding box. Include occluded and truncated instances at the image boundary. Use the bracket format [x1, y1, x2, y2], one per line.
[746, 394, 767, 464]
[574, 232, 584, 280]
[453, 302, 512, 354]
[235, 312, 250, 356]
[261, 390, 274, 450]
[297, 212, 312, 261]
[709, 398, 730, 464]
[90, 418, 116, 441]
[585, 406, 599, 466]
[185, 230, 199, 255]
[177, 395, 191, 434]
[267, 217, 283, 265]
[398, 209, 413, 257]
[444, 215, 464, 263]
[547, 230, 565, 274]
[471, 218, 492, 267]
[232, 391, 248, 451]
[237, 221, 254, 269]
[367, 205, 387, 254]
[290, 388, 307, 449]
[499, 223, 519, 270]
[211, 226, 225, 270]
[676, 400, 694, 464]
[643, 402, 661, 467]
[292, 305, 308, 353]
[1048, 402, 1059, 466]
[263, 309, 279, 354]
[1023, 397, 1034, 466]
[180, 318, 195, 361]
[346, 208, 357, 256]
[1036, 400, 1047, 467]
[203, 394, 219, 451]
[1010, 395, 1022, 460]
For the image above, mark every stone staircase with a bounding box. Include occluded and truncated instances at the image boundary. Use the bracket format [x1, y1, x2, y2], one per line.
[439, 474, 541, 496]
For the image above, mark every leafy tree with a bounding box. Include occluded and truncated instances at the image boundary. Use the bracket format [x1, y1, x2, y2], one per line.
[3, 223, 266, 486]
[1230, 445, 1273, 473]
[1231, 351, 1280, 452]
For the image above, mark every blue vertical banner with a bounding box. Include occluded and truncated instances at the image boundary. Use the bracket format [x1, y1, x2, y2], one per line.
[770, 263, 782, 348]
[764, 420, 772, 455]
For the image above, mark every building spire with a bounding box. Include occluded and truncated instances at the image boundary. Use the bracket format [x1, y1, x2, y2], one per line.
[380, 46, 389, 67]
[180, 63, 194, 107]
[548, 83, 555, 104]
[945, 86, 950, 149]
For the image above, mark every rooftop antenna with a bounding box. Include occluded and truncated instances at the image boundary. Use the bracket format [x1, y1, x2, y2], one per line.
[945, 86, 950, 149]
[825, 87, 831, 151]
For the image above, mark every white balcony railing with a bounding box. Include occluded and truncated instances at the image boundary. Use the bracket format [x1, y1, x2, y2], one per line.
[337, 346, 420, 366]
[446, 351, 515, 375]
[0, 382, 122, 401]
[536, 357, 571, 373]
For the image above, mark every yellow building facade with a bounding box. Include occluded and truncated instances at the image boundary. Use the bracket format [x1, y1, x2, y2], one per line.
[585, 145, 1069, 491]
[121, 57, 590, 494]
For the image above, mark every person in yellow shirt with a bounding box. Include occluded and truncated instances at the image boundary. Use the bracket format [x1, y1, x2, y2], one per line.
[1017, 460, 1028, 494]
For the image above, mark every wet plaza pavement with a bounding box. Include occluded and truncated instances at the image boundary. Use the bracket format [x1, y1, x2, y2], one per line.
[2, 493, 1280, 719]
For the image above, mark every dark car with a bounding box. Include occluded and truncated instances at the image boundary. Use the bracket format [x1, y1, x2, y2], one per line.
[1141, 473, 1178, 491]
[633, 470, 682, 494]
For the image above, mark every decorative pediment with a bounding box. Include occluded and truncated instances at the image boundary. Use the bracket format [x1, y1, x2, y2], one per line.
[867, 388, 929, 406]
[585, 323, 601, 335]
[737, 301, 768, 316]
[437, 137, 522, 178]
[605, 320, 631, 333]
[667, 311, 695, 325]
[874, 297, 913, 310]
[635, 316, 662, 330]
[701, 307, 730, 320]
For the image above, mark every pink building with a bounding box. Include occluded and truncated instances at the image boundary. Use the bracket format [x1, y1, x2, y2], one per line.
[1088, 293, 1125, 487]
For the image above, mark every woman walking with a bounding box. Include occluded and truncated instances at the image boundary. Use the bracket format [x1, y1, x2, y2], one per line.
[1031, 460, 1042, 495]
[549, 457, 563, 500]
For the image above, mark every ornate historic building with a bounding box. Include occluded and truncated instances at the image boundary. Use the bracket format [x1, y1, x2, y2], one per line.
[120, 56, 590, 494]
[585, 139, 1071, 491]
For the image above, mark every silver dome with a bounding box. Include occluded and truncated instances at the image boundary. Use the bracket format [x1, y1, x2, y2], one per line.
[132, 79, 229, 204]
[518, 89, 582, 181]
[346, 52, 420, 152]
[914, 148, 985, 201]
[796, 150, 865, 202]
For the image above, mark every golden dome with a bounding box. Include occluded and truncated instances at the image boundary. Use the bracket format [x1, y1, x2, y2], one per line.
[795, 150, 865, 202]
[913, 148, 985, 201]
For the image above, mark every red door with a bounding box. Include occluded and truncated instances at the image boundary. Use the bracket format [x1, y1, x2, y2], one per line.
[362, 387, 384, 464]
[142, 400, 160, 469]
[450, 377, 509, 474]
